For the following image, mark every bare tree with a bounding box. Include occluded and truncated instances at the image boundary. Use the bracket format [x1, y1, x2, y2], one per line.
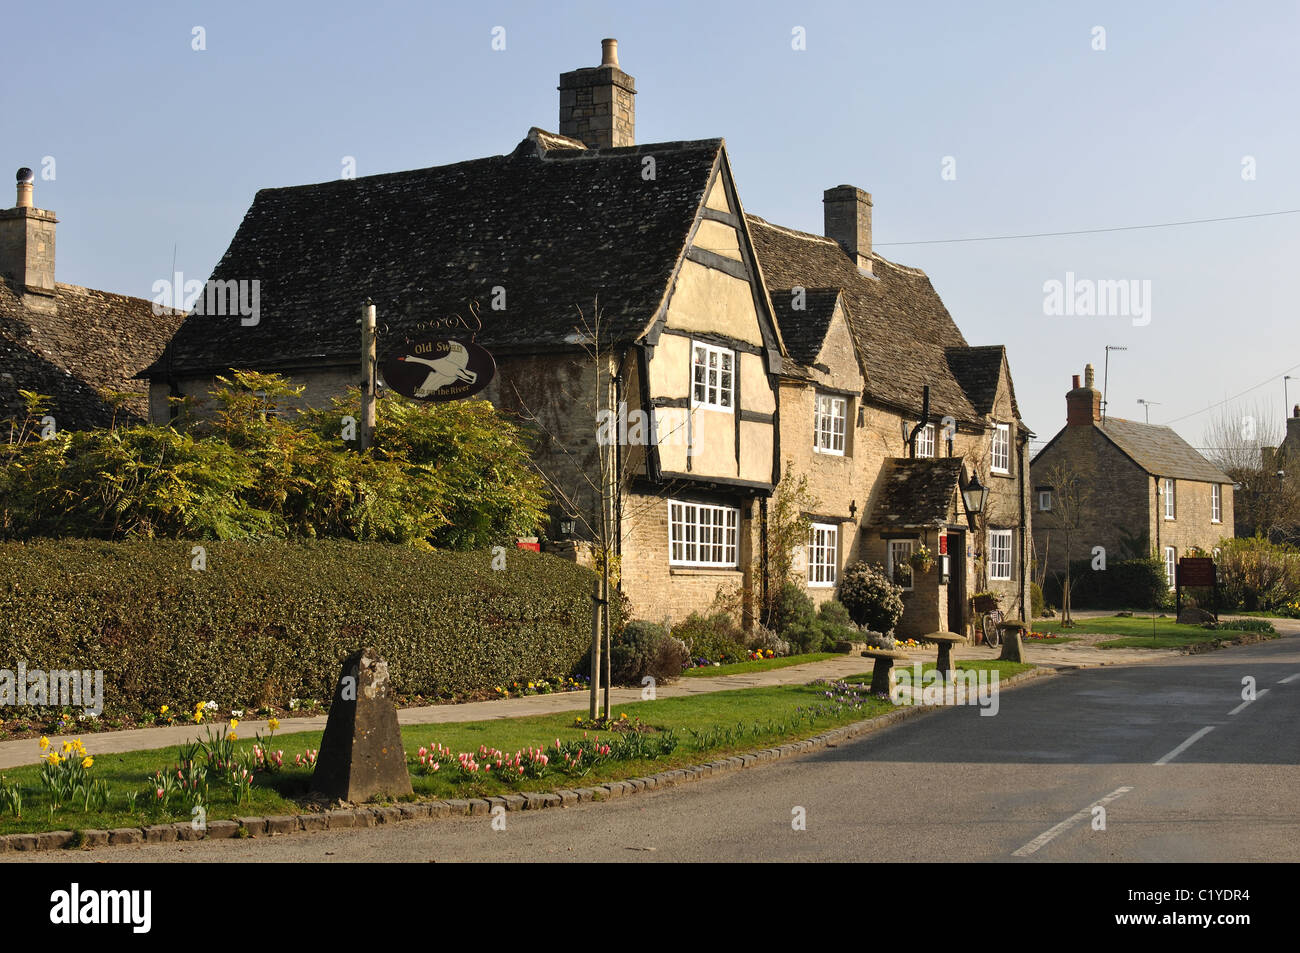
[1036, 459, 1092, 626]
[508, 300, 689, 721]
[1202, 401, 1300, 542]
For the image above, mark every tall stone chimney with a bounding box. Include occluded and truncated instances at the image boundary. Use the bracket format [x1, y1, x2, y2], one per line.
[0, 168, 57, 297]
[558, 39, 636, 149]
[1066, 364, 1101, 426]
[823, 185, 873, 275]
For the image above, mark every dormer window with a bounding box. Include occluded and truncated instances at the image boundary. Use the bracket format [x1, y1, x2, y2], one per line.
[691, 341, 734, 412]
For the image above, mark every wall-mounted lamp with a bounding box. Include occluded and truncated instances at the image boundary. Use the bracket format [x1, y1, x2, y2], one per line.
[849, 499, 857, 520]
[962, 475, 988, 516]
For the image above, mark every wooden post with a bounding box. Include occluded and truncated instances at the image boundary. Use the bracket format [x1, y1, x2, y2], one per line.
[360, 300, 377, 451]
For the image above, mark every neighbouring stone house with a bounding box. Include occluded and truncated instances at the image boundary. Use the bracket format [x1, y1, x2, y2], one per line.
[1031, 365, 1235, 589]
[141, 39, 1033, 636]
[0, 170, 184, 429]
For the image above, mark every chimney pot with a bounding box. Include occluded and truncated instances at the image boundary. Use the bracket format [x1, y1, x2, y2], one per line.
[558, 39, 636, 149]
[1066, 366, 1101, 427]
[15, 167, 33, 209]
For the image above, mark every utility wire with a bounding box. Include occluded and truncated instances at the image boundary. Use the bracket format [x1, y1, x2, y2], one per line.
[875, 208, 1300, 247]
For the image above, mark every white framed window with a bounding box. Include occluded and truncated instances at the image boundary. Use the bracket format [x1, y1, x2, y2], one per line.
[1038, 489, 1052, 512]
[1211, 484, 1222, 523]
[1164, 546, 1176, 587]
[915, 423, 936, 458]
[991, 423, 1010, 474]
[988, 530, 1013, 581]
[691, 342, 734, 412]
[1163, 478, 1176, 520]
[887, 539, 914, 591]
[814, 394, 847, 455]
[807, 523, 838, 587]
[669, 500, 739, 567]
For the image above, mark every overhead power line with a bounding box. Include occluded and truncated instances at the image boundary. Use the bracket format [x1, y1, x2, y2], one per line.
[875, 208, 1300, 247]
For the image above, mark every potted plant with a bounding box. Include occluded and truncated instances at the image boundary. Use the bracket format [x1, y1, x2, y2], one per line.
[971, 591, 1000, 614]
[908, 544, 935, 574]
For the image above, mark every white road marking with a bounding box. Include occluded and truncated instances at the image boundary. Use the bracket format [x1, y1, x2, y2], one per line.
[1228, 688, 1269, 715]
[1155, 726, 1215, 765]
[1280, 673, 1300, 685]
[1012, 786, 1133, 857]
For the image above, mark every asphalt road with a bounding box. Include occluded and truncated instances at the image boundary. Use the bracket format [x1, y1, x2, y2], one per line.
[11, 635, 1300, 863]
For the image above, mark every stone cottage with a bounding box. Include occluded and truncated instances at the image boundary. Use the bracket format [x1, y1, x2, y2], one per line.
[0, 170, 183, 429]
[1031, 365, 1235, 588]
[142, 39, 1032, 636]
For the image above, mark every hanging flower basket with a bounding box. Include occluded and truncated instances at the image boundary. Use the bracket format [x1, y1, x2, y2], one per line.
[908, 546, 935, 573]
[971, 592, 1000, 614]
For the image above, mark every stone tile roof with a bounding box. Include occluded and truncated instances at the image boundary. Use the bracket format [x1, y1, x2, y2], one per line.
[871, 457, 965, 529]
[1097, 417, 1233, 483]
[0, 280, 183, 428]
[945, 344, 1019, 418]
[748, 216, 995, 424]
[768, 287, 841, 368]
[146, 138, 724, 377]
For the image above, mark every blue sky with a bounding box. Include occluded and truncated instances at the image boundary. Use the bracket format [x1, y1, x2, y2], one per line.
[6, 0, 1298, 451]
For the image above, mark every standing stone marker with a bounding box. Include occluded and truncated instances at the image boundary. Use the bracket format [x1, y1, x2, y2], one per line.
[311, 647, 413, 802]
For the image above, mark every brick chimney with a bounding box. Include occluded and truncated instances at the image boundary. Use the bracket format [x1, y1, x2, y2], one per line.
[823, 185, 873, 275]
[1066, 364, 1101, 426]
[0, 168, 57, 297]
[558, 39, 636, 149]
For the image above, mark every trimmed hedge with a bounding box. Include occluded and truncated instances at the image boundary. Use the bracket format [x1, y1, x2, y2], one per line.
[1042, 556, 1169, 610]
[0, 540, 603, 718]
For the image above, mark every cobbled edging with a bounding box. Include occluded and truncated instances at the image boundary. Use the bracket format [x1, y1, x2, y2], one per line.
[0, 667, 1053, 854]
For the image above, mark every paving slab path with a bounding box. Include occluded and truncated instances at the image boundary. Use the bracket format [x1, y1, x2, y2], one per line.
[1, 615, 1291, 771]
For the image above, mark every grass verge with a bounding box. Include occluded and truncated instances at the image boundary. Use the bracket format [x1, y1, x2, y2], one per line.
[681, 652, 838, 677]
[0, 660, 1023, 837]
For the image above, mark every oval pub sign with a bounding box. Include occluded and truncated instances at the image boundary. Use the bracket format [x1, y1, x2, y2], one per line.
[381, 338, 496, 402]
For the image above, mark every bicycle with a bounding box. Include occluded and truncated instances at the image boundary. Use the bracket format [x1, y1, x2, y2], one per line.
[981, 609, 1004, 648]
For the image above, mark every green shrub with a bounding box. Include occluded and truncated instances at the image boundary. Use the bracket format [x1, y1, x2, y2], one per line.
[0, 372, 548, 549]
[672, 612, 748, 665]
[1216, 538, 1300, 612]
[0, 540, 605, 719]
[837, 562, 905, 633]
[1030, 582, 1045, 618]
[608, 620, 689, 685]
[766, 581, 815, 637]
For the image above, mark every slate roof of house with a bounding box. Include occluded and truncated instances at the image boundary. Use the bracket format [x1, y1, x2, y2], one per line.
[1096, 417, 1233, 483]
[747, 216, 1002, 424]
[767, 287, 841, 368]
[870, 457, 966, 529]
[145, 137, 724, 377]
[0, 280, 184, 428]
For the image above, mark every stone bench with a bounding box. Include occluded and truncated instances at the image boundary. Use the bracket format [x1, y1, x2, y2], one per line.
[861, 648, 912, 695]
[922, 631, 968, 678]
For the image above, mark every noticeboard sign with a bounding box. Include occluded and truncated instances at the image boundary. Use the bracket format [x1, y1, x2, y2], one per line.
[1177, 557, 1216, 587]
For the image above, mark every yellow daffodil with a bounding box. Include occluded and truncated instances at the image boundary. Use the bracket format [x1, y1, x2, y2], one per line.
[62, 741, 72, 754]
[229, 731, 238, 741]
[82, 757, 93, 768]
[229, 718, 239, 729]
[45, 752, 60, 765]
[38, 736, 49, 751]
[268, 718, 280, 732]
